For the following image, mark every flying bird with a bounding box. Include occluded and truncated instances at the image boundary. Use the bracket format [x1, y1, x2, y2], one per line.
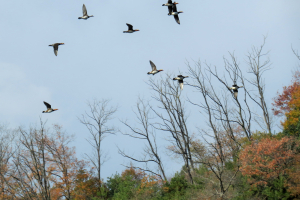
[147, 60, 163, 75]
[42, 101, 58, 113]
[48, 43, 64, 56]
[168, 3, 183, 24]
[123, 23, 140, 33]
[229, 84, 243, 98]
[162, 0, 178, 15]
[173, 75, 188, 90]
[78, 4, 94, 19]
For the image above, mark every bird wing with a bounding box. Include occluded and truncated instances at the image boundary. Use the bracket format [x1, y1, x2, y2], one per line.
[168, 6, 172, 14]
[168, 0, 172, 3]
[179, 80, 184, 90]
[126, 23, 133, 31]
[82, 4, 88, 16]
[178, 75, 183, 77]
[149, 60, 157, 71]
[53, 44, 59, 56]
[172, 4, 178, 12]
[174, 15, 180, 24]
[234, 90, 238, 98]
[44, 101, 52, 109]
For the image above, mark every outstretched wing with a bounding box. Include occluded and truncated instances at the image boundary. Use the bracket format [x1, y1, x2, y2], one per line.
[82, 4, 88, 16]
[172, 4, 178, 12]
[234, 90, 238, 98]
[149, 60, 157, 71]
[179, 80, 184, 90]
[174, 15, 180, 24]
[44, 101, 52, 109]
[53, 44, 59, 56]
[168, 5, 172, 14]
[126, 23, 133, 31]
[168, 0, 172, 3]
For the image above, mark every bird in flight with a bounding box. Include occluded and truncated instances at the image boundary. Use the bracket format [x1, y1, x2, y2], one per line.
[42, 101, 58, 113]
[168, 3, 183, 24]
[123, 23, 140, 33]
[173, 75, 188, 90]
[147, 60, 163, 75]
[78, 4, 94, 20]
[49, 43, 64, 56]
[229, 84, 243, 98]
[163, 0, 179, 16]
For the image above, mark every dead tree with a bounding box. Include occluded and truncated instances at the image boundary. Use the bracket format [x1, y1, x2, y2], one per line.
[79, 99, 117, 182]
[187, 62, 241, 198]
[187, 39, 273, 198]
[119, 97, 167, 181]
[148, 75, 194, 184]
[246, 37, 273, 134]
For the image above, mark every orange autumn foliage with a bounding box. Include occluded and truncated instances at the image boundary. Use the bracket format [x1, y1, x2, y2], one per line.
[47, 125, 88, 200]
[273, 70, 300, 135]
[273, 70, 300, 116]
[72, 169, 102, 200]
[286, 154, 300, 197]
[138, 174, 163, 196]
[240, 137, 299, 186]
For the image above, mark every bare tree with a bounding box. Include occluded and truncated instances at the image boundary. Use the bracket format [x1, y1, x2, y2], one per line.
[187, 62, 241, 198]
[148, 75, 195, 184]
[79, 99, 117, 182]
[119, 97, 167, 181]
[246, 37, 273, 134]
[186, 39, 273, 198]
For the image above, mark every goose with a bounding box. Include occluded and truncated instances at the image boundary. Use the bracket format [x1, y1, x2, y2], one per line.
[78, 4, 94, 19]
[229, 84, 243, 98]
[123, 23, 140, 33]
[173, 75, 188, 90]
[49, 43, 64, 56]
[168, 3, 183, 24]
[162, 0, 178, 15]
[42, 101, 58, 113]
[147, 60, 163, 75]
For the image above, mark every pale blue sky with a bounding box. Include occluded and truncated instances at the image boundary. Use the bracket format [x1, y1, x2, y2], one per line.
[0, 0, 299, 179]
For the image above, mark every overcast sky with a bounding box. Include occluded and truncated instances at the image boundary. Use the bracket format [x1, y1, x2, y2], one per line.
[0, 0, 299, 179]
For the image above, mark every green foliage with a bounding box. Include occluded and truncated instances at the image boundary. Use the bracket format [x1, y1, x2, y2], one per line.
[282, 116, 300, 138]
[231, 173, 257, 200]
[260, 176, 291, 200]
[167, 172, 188, 195]
[106, 172, 139, 199]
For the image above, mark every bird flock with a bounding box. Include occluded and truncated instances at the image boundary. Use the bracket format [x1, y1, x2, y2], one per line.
[43, 1, 242, 113]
